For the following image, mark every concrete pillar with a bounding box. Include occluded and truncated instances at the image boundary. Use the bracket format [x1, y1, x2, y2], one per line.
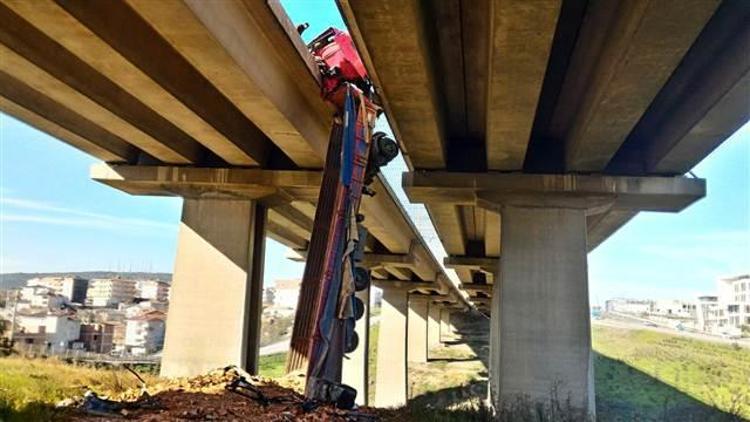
[374, 286, 408, 408]
[407, 295, 429, 363]
[427, 302, 441, 350]
[342, 285, 370, 406]
[440, 308, 452, 342]
[161, 198, 266, 378]
[489, 206, 594, 414]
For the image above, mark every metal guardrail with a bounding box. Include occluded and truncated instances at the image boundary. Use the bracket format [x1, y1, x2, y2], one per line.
[14, 344, 161, 366]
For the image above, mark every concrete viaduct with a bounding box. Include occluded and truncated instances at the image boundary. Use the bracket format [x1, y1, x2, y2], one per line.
[0, 0, 747, 414]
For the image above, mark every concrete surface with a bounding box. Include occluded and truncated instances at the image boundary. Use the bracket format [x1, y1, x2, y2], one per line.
[407, 295, 429, 363]
[161, 198, 266, 378]
[491, 206, 594, 414]
[375, 287, 408, 408]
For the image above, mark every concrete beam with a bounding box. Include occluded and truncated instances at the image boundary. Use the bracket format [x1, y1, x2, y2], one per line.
[287, 247, 440, 285]
[0, 78, 136, 163]
[462, 284, 493, 295]
[407, 241, 439, 282]
[4, 0, 263, 167]
[266, 217, 308, 251]
[444, 256, 499, 273]
[91, 164, 321, 202]
[404, 172, 706, 212]
[424, 204, 466, 255]
[471, 297, 492, 306]
[361, 253, 412, 268]
[272, 203, 314, 234]
[486, 0, 561, 170]
[125, 0, 330, 168]
[58, 0, 278, 166]
[338, 0, 447, 169]
[359, 176, 416, 254]
[289, 250, 411, 267]
[549, 0, 719, 172]
[606, 1, 750, 175]
[0, 4, 203, 164]
[385, 266, 412, 281]
[372, 280, 437, 292]
[161, 198, 266, 377]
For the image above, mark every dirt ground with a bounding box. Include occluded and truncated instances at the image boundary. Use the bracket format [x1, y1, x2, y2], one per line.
[62, 367, 383, 421]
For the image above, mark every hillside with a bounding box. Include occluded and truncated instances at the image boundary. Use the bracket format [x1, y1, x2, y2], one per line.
[0, 272, 172, 289]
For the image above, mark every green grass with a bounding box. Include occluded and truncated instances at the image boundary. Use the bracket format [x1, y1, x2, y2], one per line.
[2, 324, 748, 421]
[0, 356, 157, 421]
[258, 352, 287, 379]
[368, 323, 379, 403]
[593, 324, 750, 420]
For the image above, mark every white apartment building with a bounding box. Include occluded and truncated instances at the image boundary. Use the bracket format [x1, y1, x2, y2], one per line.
[27, 276, 88, 303]
[605, 298, 653, 315]
[694, 296, 720, 332]
[272, 279, 301, 309]
[122, 300, 168, 318]
[14, 311, 81, 353]
[712, 274, 750, 335]
[124, 311, 166, 355]
[652, 299, 696, 318]
[86, 278, 137, 307]
[135, 280, 170, 302]
[17, 287, 69, 311]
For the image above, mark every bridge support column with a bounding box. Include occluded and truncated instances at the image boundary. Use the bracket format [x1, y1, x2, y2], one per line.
[489, 206, 594, 415]
[440, 308, 452, 343]
[407, 295, 429, 364]
[404, 172, 706, 417]
[374, 285, 408, 408]
[161, 198, 266, 378]
[342, 285, 370, 406]
[427, 302, 441, 350]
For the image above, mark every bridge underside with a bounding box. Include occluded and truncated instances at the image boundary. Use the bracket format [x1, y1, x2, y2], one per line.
[0, 0, 469, 406]
[339, 0, 747, 411]
[1, 0, 747, 413]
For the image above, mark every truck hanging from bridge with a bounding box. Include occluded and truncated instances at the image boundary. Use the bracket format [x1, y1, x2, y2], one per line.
[296, 27, 399, 409]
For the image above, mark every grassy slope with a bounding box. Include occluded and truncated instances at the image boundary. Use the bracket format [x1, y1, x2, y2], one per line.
[258, 352, 287, 379]
[2, 324, 748, 421]
[0, 357, 158, 421]
[593, 325, 750, 420]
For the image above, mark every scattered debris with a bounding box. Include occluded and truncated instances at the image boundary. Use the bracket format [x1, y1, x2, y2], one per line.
[62, 366, 383, 421]
[79, 389, 160, 418]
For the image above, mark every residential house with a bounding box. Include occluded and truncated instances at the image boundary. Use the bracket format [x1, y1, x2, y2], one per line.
[86, 278, 137, 307]
[124, 311, 166, 355]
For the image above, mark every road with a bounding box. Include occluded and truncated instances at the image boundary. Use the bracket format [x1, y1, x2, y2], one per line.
[593, 317, 750, 349]
[259, 337, 291, 356]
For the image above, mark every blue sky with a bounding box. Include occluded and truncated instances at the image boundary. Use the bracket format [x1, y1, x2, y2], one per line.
[1, 1, 748, 304]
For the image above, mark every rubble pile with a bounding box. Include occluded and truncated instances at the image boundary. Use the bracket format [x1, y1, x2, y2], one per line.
[62, 366, 381, 421]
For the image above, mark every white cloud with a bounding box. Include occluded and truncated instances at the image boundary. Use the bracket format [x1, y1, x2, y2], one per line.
[0, 196, 175, 234]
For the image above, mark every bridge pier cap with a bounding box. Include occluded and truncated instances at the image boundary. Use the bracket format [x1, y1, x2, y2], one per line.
[403, 172, 705, 415]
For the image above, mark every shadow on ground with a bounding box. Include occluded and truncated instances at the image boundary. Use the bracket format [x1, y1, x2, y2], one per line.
[0, 400, 61, 422]
[595, 353, 738, 421]
[405, 312, 741, 422]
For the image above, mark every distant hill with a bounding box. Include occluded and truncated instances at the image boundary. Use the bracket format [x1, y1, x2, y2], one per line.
[0, 271, 172, 289]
